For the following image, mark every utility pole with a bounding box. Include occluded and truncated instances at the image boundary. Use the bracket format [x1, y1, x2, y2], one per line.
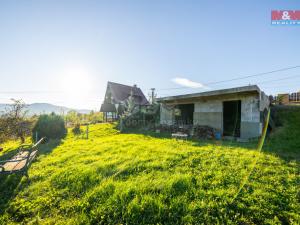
[150, 88, 156, 104]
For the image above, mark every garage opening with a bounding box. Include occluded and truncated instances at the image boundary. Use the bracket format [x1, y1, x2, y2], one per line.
[175, 104, 194, 125]
[223, 100, 241, 137]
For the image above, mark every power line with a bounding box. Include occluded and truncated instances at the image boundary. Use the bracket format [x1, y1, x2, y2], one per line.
[157, 82, 300, 98]
[0, 65, 299, 97]
[157, 65, 300, 91]
[158, 74, 300, 94]
[259, 83, 300, 89]
[256, 74, 300, 85]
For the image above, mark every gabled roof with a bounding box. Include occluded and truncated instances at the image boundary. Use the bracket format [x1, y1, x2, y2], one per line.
[100, 103, 116, 112]
[107, 81, 149, 105]
[157, 85, 261, 102]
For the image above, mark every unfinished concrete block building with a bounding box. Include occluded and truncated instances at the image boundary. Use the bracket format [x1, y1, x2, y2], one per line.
[157, 85, 270, 139]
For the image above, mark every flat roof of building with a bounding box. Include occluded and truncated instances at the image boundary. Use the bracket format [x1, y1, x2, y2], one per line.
[157, 85, 261, 102]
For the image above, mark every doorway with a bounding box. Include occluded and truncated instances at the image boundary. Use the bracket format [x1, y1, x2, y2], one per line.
[223, 100, 241, 137]
[174, 104, 194, 125]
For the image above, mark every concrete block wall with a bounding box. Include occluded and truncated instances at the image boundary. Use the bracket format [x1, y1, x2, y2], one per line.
[240, 96, 261, 138]
[260, 91, 270, 111]
[193, 100, 222, 130]
[193, 95, 261, 139]
[160, 93, 265, 139]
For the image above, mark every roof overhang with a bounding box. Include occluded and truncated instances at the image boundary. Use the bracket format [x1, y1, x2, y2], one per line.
[100, 103, 116, 112]
[157, 85, 261, 104]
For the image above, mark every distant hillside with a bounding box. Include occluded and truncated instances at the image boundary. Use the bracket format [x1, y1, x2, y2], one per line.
[0, 103, 91, 115]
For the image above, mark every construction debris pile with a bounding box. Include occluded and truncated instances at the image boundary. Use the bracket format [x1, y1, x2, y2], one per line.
[156, 125, 191, 134]
[193, 125, 216, 139]
[156, 124, 217, 139]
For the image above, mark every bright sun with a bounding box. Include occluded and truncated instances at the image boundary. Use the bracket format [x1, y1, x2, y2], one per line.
[58, 64, 94, 108]
[60, 65, 92, 98]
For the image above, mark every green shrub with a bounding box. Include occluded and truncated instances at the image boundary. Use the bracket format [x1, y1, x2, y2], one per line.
[32, 113, 67, 140]
[72, 123, 82, 135]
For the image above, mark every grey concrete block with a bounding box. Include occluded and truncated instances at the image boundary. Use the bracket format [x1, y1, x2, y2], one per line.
[241, 121, 260, 139]
[193, 112, 222, 130]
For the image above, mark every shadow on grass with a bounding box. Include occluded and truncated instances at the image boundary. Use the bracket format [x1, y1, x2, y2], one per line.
[122, 128, 257, 149]
[261, 106, 300, 163]
[263, 140, 300, 164]
[0, 139, 61, 215]
[122, 127, 299, 164]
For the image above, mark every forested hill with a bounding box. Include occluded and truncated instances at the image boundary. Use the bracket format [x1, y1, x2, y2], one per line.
[0, 103, 91, 115]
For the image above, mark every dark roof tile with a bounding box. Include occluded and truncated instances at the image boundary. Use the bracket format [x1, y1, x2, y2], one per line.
[108, 81, 149, 105]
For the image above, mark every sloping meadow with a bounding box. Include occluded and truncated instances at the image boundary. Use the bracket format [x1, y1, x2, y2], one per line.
[0, 123, 299, 224]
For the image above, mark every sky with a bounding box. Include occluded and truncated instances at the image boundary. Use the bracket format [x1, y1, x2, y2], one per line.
[0, 0, 299, 110]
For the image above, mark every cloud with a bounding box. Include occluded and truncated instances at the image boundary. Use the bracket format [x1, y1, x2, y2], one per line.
[171, 77, 210, 89]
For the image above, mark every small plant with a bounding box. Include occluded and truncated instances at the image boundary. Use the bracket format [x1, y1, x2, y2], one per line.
[72, 123, 82, 135]
[32, 113, 67, 140]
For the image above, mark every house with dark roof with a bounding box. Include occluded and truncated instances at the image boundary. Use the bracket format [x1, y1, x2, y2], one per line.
[100, 82, 149, 121]
[157, 85, 270, 139]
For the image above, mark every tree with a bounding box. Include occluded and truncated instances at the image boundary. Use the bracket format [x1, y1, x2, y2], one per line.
[1, 99, 32, 143]
[65, 110, 79, 126]
[87, 111, 103, 124]
[0, 118, 9, 143]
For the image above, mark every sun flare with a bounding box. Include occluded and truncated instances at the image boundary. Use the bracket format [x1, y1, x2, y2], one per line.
[60, 65, 92, 98]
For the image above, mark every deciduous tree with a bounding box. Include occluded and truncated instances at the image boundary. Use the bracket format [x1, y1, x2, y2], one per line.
[1, 99, 32, 143]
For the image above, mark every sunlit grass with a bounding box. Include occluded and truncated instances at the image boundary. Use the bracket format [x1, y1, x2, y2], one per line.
[0, 122, 299, 224]
[0, 139, 31, 157]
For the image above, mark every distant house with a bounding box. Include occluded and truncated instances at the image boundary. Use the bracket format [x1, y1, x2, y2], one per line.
[100, 81, 149, 121]
[273, 91, 300, 105]
[157, 85, 270, 139]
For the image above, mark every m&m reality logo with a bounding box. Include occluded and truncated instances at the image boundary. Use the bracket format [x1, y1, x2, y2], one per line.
[271, 10, 300, 25]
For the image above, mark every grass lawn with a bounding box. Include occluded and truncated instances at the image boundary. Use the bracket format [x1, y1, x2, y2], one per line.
[0, 108, 299, 224]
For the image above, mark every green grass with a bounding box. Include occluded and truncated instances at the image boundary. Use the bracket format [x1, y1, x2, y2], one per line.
[0, 110, 299, 224]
